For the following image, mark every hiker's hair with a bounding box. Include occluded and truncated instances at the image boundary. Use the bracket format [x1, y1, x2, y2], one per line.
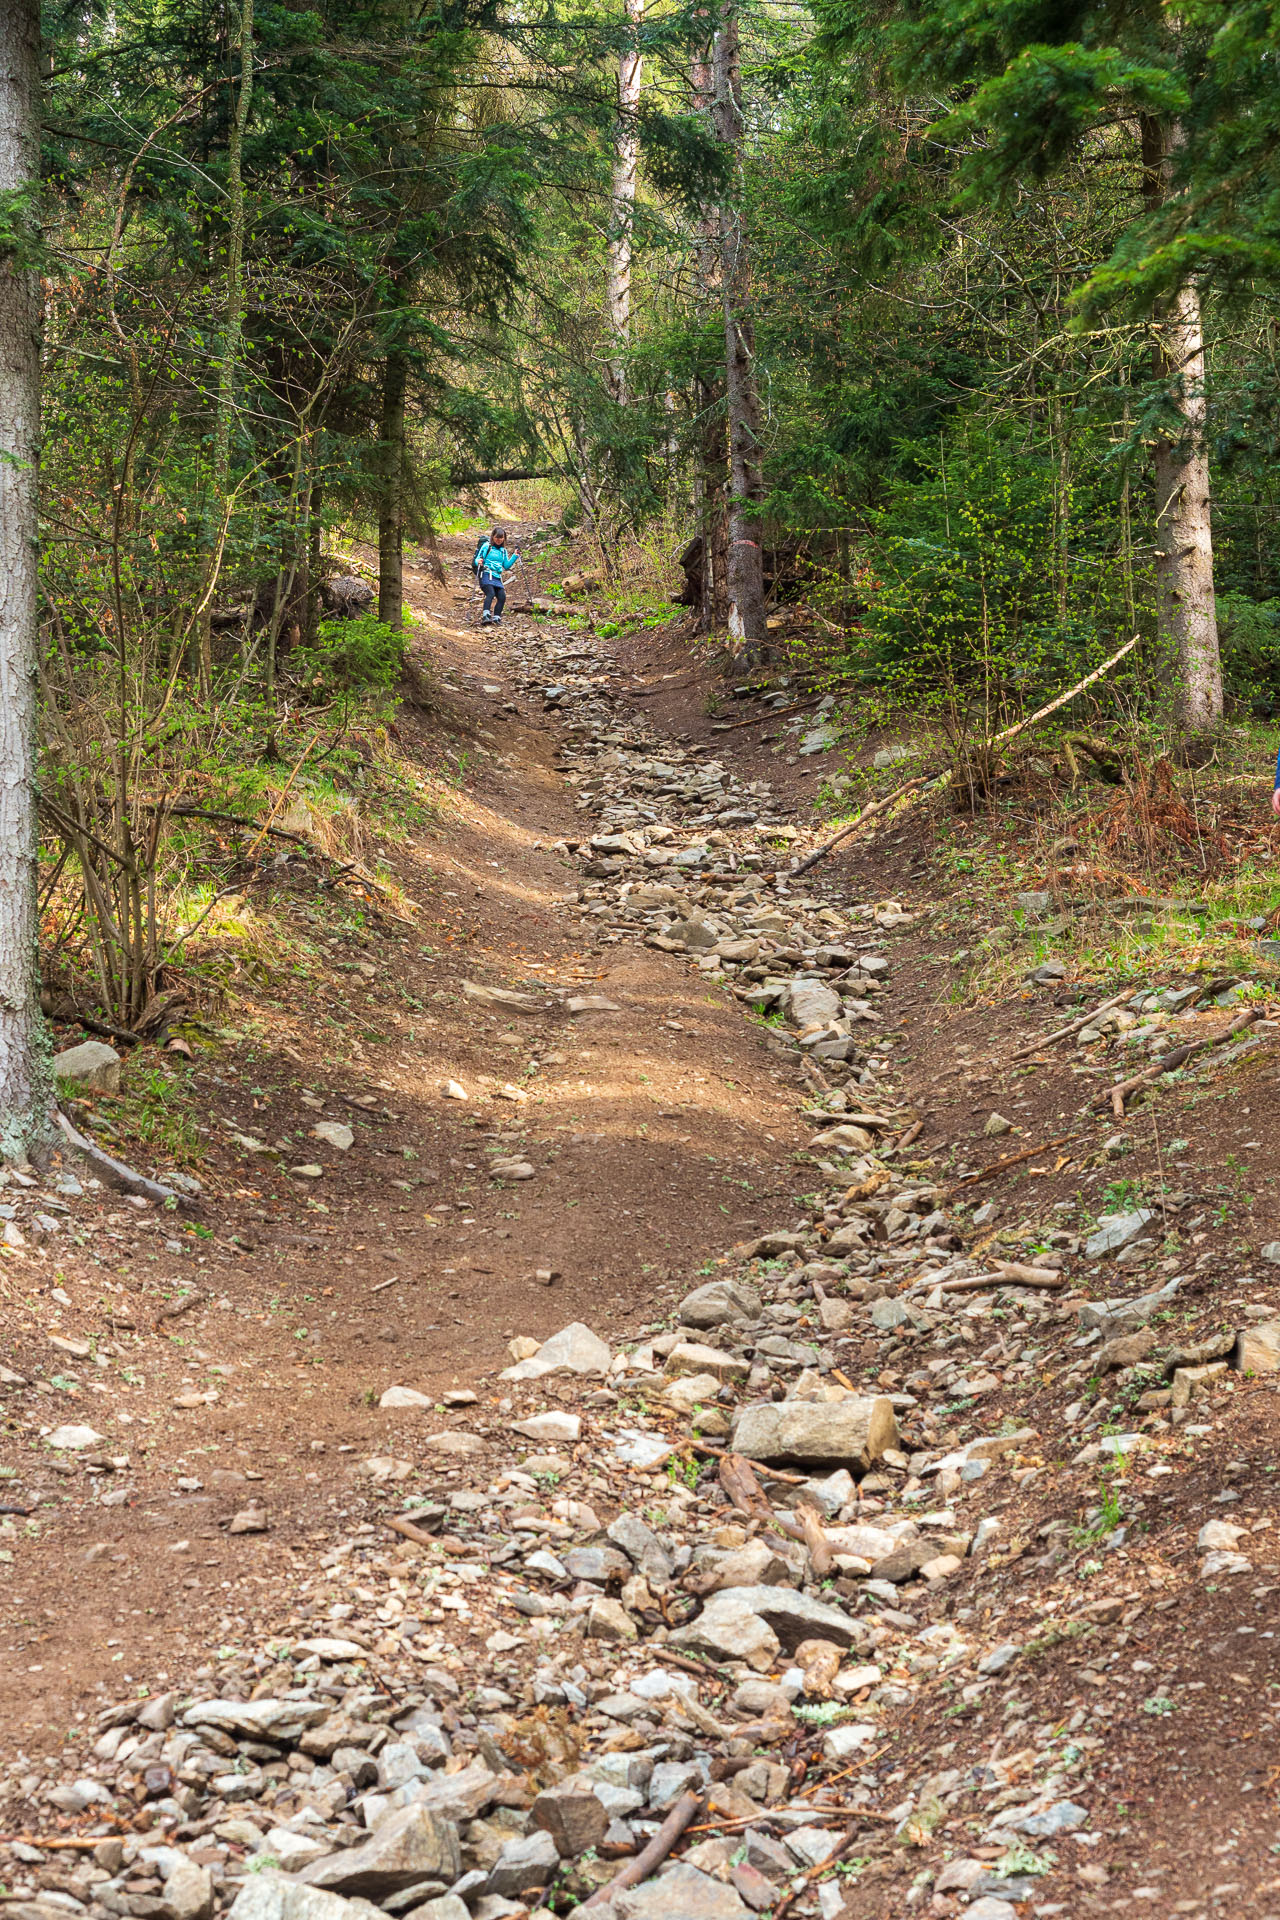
[491, 526, 506, 544]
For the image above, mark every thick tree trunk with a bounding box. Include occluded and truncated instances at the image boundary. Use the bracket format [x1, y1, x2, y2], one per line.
[0, 0, 52, 1160]
[604, 0, 643, 405]
[711, 5, 766, 652]
[1141, 114, 1221, 737]
[200, 0, 255, 689]
[378, 344, 407, 629]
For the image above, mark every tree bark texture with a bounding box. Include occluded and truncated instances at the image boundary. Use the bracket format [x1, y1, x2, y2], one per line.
[711, 4, 767, 651]
[0, 0, 52, 1158]
[201, 0, 254, 689]
[691, 37, 726, 634]
[378, 343, 407, 629]
[604, 0, 643, 405]
[1141, 113, 1221, 736]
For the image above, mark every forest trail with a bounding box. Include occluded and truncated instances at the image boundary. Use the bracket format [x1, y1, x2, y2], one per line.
[5, 537, 1280, 1919]
[0, 527, 815, 1747]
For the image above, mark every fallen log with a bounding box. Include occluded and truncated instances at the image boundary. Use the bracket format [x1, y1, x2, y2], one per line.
[1095, 1007, 1261, 1118]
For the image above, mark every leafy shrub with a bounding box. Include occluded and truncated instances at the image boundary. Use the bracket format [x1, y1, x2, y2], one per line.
[1217, 593, 1280, 714]
[293, 615, 405, 694]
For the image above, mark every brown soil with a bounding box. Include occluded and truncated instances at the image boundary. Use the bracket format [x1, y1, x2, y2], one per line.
[7, 537, 1280, 1917]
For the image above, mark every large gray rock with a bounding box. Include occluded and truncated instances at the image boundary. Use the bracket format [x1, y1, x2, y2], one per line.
[785, 981, 841, 1029]
[607, 1512, 674, 1584]
[668, 1592, 780, 1670]
[715, 1584, 861, 1651]
[182, 1698, 327, 1742]
[530, 1784, 608, 1858]
[52, 1040, 121, 1092]
[1235, 1319, 1280, 1373]
[1084, 1209, 1156, 1258]
[298, 1804, 460, 1896]
[227, 1877, 383, 1920]
[677, 1278, 762, 1328]
[500, 1322, 612, 1380]
[413, 1762, 500, 1821]
[486, 1831, 559, 1898]
[1078, 1277, 1180, 1334]
[732, 1397, 897, 1470]
[615, 1863, 749, 1918]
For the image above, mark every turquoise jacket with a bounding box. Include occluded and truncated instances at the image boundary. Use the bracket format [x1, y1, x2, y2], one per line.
[477, 541, 518, 581]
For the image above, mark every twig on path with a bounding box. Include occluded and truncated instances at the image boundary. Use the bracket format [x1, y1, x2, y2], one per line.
[1007, 990, 1133, 1062]
[786, 777, 928, 877]
[579, 1791, 704, 1908]
[1096, 1008, 1262, 1118]
[369, 1275, 399, 1294]
[937, 1133, 1075, 1197]
[384, 1515, 438, 1549]
[908, 1263, 1065, 1295]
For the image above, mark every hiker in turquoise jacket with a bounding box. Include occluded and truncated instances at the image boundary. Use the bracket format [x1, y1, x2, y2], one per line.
[475, 528, 520, 625]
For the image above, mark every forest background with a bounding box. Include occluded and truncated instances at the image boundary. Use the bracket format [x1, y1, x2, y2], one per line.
[6, 0, 1280, 1151]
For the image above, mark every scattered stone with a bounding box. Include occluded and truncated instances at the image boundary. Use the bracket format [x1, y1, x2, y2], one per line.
[501, 1322, 612, 1379]
[312, 1120, 354, 1150]
[380, 1386, 432, 1409]
[1084, 1209, 1156, 1258]
[53, 1040, 121, 1092]
[677, 1278, 762, 1327]
[298, 1804, 461, 1895]
[732, 1396, 898, 1469]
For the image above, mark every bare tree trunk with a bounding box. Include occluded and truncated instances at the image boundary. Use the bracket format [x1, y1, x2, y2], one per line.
[711, 3, 766, 654]
[604, 0, 643, 405]
[200, 0, 255, 690]
[691, 36, 725, 635]
[0, 0, 52, 1159]
[378, 343, 407, 628]
[1141, 114, 1221, 738]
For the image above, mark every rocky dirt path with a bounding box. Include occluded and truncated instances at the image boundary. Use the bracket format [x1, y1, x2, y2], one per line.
[3, 532, 1280, 1920]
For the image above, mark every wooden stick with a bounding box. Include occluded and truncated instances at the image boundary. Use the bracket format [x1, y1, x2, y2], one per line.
[913, 1264, 1065, 1296]
[988, 632, 1140, 751]
[938, 1133, 1074, 1196]
[1097, 1008, 1261, 1117]
[1007, 991, 1132, 1062]
[579, 1791, 704, 1908]
[385, 1515, 438, 1549]
[787, 777, 928, 877]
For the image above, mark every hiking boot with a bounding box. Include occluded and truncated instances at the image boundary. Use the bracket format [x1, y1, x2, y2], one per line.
[492, 614, 503, 625]
[480, 611, 492, 624]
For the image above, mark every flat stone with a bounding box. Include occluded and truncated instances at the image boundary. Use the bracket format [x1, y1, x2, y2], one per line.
[312, 1121, 354, 1151]
[661, 1370, 721, 1412]
[298, 1804, 461, 1895]
[227, 1875, 384, 1920]
[414, 1763, 500, 1822]
[1012, 1799, 1089, 1837]
[1084, 1209, 1156, 1259]
[512, 1411, 581, 1443]
[380, 1387, 432, 1409]
[462, 980, 541, 1012]
[53, 1040, 121, 1092]
[664, 1341, 748, 1384]
[500, 1322, 612, 1380]
[669, 1592, 781, 1670]
[615, 1863, 749, 1918]
[564, 1545, 632, 1583]
[45, 1424, 105, 1451]
[183, 1698, 327, 1741]
[689, 1584, 860, 1655]
[677, 1278, 762, 1327]
[732, 1397, 897, 1469]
